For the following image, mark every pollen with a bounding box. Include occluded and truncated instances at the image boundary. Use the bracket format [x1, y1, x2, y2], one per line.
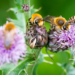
[54, 17, 66, 26]
[5, 23, 16, 31]
[38, 19, 44, 26]
[65, 23, 70, 30]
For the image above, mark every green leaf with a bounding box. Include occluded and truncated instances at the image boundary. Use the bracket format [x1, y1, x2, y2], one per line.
[0, 70, 3, 75]
[8, 7, 25, 20]
[8, 7, 26, 33]
[6, 58, 33, 75]
[18, 69, 25, 75]
[15, 0, 22, 8]
[24, 51, 43, 75]
[30, 6, 41, 16]
[10, 19, 26, 33]
[25, 61, 35, 75]
[1, 64, 15, 75]
[42, 47, 70, 63]
[36, 62, 66, 75]
[30, 47, 71, 75]
[66, 64, 75, 75]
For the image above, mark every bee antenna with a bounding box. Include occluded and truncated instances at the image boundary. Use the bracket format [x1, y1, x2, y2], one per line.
[67, 21, 75, 25]
[43, 19, 54, 25]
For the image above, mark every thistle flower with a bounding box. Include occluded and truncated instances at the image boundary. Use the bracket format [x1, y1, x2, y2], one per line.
[26, 26, 48, 48]
[0, 22, 27, 65]
[48, 25, 75, 52]
[22, 4, 29, 11]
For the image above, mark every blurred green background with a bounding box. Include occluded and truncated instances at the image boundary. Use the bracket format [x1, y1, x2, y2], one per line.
[1, 0, 75, 25]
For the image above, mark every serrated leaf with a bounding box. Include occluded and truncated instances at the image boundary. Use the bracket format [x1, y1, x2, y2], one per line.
[8, 7, 26, 33]
[8, 7, 24, 20]
[30, 6, 41, 16]
[6, 58, 33, 75]
[10, 19, 26, 33]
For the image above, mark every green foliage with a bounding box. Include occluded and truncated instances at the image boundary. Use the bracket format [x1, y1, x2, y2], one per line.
[8, 7, 26, 33]
[31, 0, 75, 20]
[0, 0, 75, 75]
[6, 58, 33, 75]
[0, 70, 3, 75]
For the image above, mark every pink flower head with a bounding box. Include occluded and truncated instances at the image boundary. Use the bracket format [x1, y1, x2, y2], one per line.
[0, 22, 27, 65]
[48, 25, 75, 52]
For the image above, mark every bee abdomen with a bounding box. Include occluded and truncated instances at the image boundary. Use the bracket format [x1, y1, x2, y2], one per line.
[69, 16, 75, 23]
[69, 16, 75, 20]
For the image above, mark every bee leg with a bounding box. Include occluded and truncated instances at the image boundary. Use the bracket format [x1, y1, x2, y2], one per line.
[51, 24, 55, 30]
[26, 21, 29, 32]
[51, 24, 54, 29]
[46, 49, 53, 60]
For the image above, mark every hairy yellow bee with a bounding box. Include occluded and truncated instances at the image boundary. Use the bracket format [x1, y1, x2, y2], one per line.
[27, 13, 44, 27]
[26, 14, 48, 49]
[3, 22, 16, 49]
[44, 15, 70, 30]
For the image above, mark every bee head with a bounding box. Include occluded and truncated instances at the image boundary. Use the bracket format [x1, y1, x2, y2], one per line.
[30, 13, 44, 26]
[35, 18, 44, 26]
[4, 23, 16, 31]
[55, 17, 66, 26]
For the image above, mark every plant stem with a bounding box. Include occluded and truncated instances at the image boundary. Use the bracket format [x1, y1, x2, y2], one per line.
[23, 0, 30, 33]
[24, 0, 30, 22]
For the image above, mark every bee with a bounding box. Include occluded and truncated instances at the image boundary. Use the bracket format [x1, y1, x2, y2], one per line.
[27, 14, 44, 30]
[26, 14, 48, 49]
[3, 22, 16, 49]
[44, 15, 70, 30]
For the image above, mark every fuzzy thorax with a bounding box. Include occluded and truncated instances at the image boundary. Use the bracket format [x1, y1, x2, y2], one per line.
[30, 14, 44, 26]
[30, 14, 42, 22]
[54, 17, 66, 30]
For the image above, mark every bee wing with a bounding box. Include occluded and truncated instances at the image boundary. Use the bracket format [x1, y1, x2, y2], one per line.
[4, 38, 12, 48]
[4, 33, 13, 49]
[44, 15, 55, 23]
[4, 29, 15, 49]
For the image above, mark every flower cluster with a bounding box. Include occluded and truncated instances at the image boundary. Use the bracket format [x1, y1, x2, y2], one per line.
[48, 25, 75, 52]
[22, 4, 29, 11]
[26, 26, 48, 48]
